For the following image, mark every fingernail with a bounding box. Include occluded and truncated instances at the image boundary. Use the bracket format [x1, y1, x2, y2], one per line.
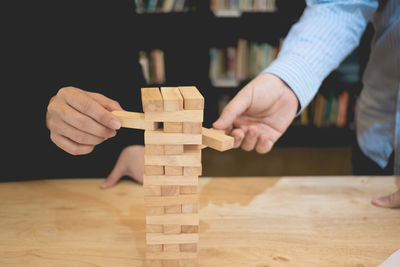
[109, 119, 121, 130]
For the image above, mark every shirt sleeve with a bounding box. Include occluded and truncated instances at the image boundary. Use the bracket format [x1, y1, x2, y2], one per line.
[262, 0, 378, 113]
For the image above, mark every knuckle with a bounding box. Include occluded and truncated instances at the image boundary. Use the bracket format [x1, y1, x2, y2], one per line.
[76, 116, 89, 129]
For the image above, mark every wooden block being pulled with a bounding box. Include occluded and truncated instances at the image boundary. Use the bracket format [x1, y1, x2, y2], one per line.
[178, 86, 204, 110]
[147, 233, 199, 245]
[202, 127, 234, 151]
[161, 87, 183, 112]
[112, 111, 159, 130]
[145, 130, 202, 145]
[145, 110, 203, 122]
[142, 87, 163, 112]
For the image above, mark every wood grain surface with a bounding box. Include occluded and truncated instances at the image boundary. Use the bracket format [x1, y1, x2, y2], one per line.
[0, 176, 399, 266]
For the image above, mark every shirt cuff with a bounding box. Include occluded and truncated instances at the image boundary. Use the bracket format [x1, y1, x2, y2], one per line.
[261, 52, 323, 115]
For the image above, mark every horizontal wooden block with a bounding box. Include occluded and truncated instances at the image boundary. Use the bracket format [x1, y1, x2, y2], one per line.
[164, 205, 182, 214]
[146, 252, 197, 260]
[146, 233, 199, 245]
[164, 145, 184, 155]
[163, 122, 183, 133]
[145, 130, 202, 145]
[163, 224, 181, 235]
[178, 86, 204, 110]
[164, 166, 184, 176]
[160, 260, 179, 267]
[161, 87, 183, 112]
[181, 225, 199, 233]
[146, 206, 164, 216]
[180, 186, 197, 195]
[143, 176, 198, 186]
[163, 244, 180, 252]
[161, 186, 180, 196]
[143, 185, 161, 196]
[145, 145, 165, 155]
[180, 243, 197, 252]
[142, 87, 163, 113]
[146, 214, 199, 225]
[144, 165, 164, 176]
[147, 224, 163, 233]
[183, 166, 202, 176]
[112, 111, 159, 130]
[144, 154, 201, 167]
[145, 110, 203, 123]
[182, 204, 198, 214]
[202, 127, 234, 152]
[183, 122, 202, 134]
[145, 195, 198, 207]
[147, 244, 163, 252]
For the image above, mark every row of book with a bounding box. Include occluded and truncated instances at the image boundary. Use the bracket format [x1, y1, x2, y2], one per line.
[210, 0, 277, 12]
[297, 91, 350, 128]
[135, 0, 192, 13]
[138, 49, 166, 85]
[209, 39, 278, 84]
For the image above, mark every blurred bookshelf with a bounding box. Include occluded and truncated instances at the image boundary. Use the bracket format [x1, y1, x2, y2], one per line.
[133, 0, 372, 147]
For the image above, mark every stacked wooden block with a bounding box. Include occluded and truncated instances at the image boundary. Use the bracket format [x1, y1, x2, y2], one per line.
[142, 86, 203, 267]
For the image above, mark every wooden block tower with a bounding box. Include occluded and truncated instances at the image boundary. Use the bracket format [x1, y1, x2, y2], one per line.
[142, 86, 203, 267]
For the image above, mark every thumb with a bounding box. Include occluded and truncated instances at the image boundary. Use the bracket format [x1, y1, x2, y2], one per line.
[101, 158, 126, 189]
[371, 189, 400, 208]
[213, 87, 251, 130]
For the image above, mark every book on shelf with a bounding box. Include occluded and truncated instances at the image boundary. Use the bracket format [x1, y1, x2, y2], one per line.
[138, 49, 165, 85]
[211, 0, 277, 16]
[135, 0, 192, 13]
[210, 39, 278, 86]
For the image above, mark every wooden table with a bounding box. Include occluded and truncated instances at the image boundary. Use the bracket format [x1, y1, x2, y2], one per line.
[0, 176, 399, 266]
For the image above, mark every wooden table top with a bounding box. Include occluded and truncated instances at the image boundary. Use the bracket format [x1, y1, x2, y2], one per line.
[0, 176, 399, 266]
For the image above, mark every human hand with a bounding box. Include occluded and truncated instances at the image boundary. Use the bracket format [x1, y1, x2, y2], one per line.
[371, 189, 400, 208]
[213, 73, 299, 153]
[46, 86, 123, 155]
[101, 145, 144, 188]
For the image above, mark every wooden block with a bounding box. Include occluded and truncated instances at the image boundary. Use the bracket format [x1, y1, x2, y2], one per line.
[146, 214, 199, 225]
[161, 186, 179, 196]
[145, 154, 201, 167]
[180, 244, 197, 252]
[178, 259, 198, 267]
[145, 130, 202, 145]
[145, 110, 203, 123]
[163, 244, 180, 252]
[146, 206, 164, 216]
[164, 122, 183, 133]
[146, 233, 199, 245]
[111, 111, 159, 130]
[146, 259, 162, 267]
[164, 205, 182, 214]
[161, 260, 180, 267]
[144, 176, 198, 186]
[164, 145, 184, 155]
[142, 87, 163, 113]
[147, 224, 163, 233]
[180, 186, 197, 195]
[143, 185, 162, 196]
[145, 195, 198, 207]
[164, 166, 184, 176]
[161, 87, 183, 112]
[182, 204, 198, 214]
[144, 165, 164, 176]
[202, 127, 234, 152]
[178, 86, 204, 110]
[163, 224, 181, 235]
[147, 244, 163, 252]
[181, 225, 199, 233]
[183, 166, 202, 176]
[146, 253, 197, 260]
[145, 145, 165, 155]
[183, 122, 202, 134]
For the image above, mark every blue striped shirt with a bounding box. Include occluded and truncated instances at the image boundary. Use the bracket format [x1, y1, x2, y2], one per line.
[263, 0, 400, 173]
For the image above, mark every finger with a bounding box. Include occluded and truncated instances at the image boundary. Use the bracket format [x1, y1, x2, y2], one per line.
[50, 132, 94, 155]
[58, 103, 116, 139]
[240, 125, 258, 151]
[49, 119, 105, 145]
[255, 134, 273, 154]
[231, 128, 245, 148]
[86, 91, 123, 112]
[213, 87, 252, 130]
[101, 157, 126, 189]
[59, 88, 121, 130]
[371, 189, 400, 208]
